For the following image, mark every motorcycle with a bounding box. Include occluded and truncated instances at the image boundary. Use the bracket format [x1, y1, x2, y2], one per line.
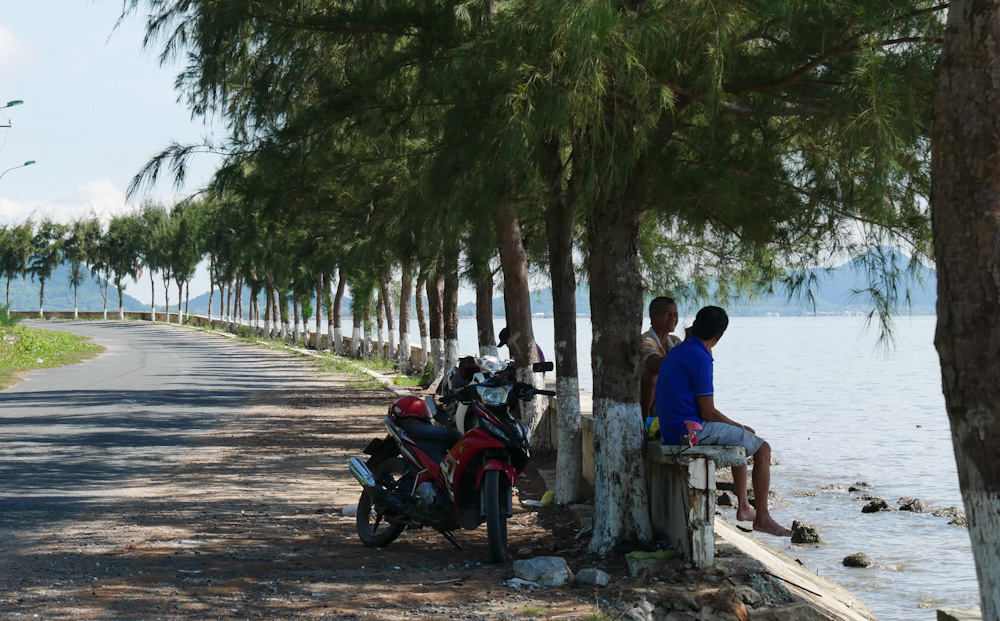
[436, 355, 514, 430]
[348, 362, 553, 563]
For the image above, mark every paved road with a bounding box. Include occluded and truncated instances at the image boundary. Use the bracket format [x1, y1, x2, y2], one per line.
[0, 320, 304, 513]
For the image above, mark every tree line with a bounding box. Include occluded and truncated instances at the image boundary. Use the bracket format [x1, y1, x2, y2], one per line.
[114, 0, 944, 557]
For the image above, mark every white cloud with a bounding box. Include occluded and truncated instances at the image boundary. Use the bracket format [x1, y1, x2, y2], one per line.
[0, 22, 34, 78]
[0, 179, 132, 225]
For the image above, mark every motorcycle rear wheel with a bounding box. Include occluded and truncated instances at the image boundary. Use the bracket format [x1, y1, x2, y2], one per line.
[484, 469, 509, 563]
[357, 458, 407, 548]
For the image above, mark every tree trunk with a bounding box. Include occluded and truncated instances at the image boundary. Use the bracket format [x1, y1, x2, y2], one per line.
[493, 202, 547, 450]
[416, 271, 430, 371]
[263, 281, 273, 337]
[225, 283, 233, 330]
[73, 284, 79, 320]
[150, 272, 156, 322]
[586, 195, 652, 554]
[352, 296, 364, 358]
[398, 257, 414, 374]
[544, 137, 583, 503]
[476, 270, 499, 357]
[100, 276, 108, 320]
[38, 277, 45, 318]
[163, 276, 171, 323]
[316, 274, 325, 350]
[376, 286, 386, 357]
[277, 288, 288, 341]
[443, 247, 461, 372]
[426, 274, 446, 390]
[380, 276, 397, 361]
[932, 4, 1000, 616]
[176, 279, 183, 325]
[184, 281, 190, 321]
[293, 298, 301, 343]
[117, 278, 124, 320]
[334, 268, 346, 354]
[325, 272, 335, 354]
[207, 263, 215, 323]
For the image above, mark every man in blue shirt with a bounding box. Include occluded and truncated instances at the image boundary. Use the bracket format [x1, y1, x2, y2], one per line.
[655, 306, 792, 538]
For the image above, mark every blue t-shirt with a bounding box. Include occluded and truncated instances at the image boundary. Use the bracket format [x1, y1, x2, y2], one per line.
[655, 337, 714, 443]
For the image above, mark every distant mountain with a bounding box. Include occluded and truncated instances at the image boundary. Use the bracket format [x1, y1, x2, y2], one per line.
[3, 263, 146, 313]
[461, 248, 936, 318]
[158, 248, 937, 319]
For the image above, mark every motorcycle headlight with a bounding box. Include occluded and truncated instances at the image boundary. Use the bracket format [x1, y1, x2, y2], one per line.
[475, 355, 508, 374]
[475, 385, 511, 406]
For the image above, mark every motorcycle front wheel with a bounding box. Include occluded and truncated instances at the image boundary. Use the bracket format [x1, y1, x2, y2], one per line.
[484, 469, 509, 563]
[357, 457, 407, 548]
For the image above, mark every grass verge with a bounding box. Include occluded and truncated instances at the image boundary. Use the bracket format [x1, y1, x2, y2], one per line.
[0, 325, 104, 390]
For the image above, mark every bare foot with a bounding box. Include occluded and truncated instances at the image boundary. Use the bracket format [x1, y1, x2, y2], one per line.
[736, 505, 756, 522]
[753, 516, 793, 537]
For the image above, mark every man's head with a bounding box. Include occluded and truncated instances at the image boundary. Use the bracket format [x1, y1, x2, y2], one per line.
[498, 327, 511, 348]
[691, 306, 728, 343]
[649, 296, 679, 334]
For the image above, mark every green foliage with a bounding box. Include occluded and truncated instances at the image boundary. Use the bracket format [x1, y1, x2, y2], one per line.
[0, 304, 20, 326]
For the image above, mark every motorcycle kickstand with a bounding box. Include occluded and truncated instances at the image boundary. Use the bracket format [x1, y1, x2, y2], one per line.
[438, 530, 464, 551]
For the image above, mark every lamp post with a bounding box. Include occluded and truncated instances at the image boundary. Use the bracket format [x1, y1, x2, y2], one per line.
[1, 99, 24, 128]
[0, 160, 36, 182]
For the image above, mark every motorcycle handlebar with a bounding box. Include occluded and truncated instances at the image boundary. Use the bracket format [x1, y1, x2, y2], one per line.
[437, 382, 556, 405]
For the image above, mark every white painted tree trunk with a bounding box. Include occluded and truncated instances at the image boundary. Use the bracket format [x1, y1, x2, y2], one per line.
[430, 338, 445, 383]
[421, 335, 431, 371]
[293, 300, 301, 343]
[352, 325, 362, 357]
[589, 399, 653, 554]
[516, 365, 549, 452]
[555, 375, 583, 505]
[163, 278, 170, 323]
[480, 344, 500, 358]
[445, 338, 460, 373]
[150, 274, 156, 322]
[73, 287, 79, 320]
[335, 326, 344, 354]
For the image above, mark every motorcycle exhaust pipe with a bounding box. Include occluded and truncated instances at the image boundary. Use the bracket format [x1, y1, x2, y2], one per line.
[349, 457, 377, 489]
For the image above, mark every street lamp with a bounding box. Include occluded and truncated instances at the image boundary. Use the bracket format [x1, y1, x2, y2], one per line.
[0, 160, 36, 182]
[1, 99, 23, 127]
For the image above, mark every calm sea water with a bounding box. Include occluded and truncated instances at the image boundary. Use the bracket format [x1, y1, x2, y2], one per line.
[340, 314, 978, 619]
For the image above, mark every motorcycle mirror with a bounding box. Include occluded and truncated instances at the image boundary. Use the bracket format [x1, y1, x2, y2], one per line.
[532, 361, 554, 373]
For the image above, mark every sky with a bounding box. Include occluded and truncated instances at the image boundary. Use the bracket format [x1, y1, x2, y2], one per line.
[0, 1, 222, 303]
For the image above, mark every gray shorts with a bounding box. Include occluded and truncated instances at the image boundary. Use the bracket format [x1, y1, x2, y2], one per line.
[697, 421, 764, 455]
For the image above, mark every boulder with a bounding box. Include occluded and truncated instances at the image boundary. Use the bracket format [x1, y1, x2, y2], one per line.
[898, 497, 926, 512]
[706, 588, 749, 621]
[862, 497, 894, 513]
[933, 506, 965, 519]
[341, 504, 358, 517]
[513, 556, 574, 587]
[625, 600, 656, 621]
[843, 553, 875, 568]
[790, 520, 821, 544]
[574, 567, 611, 587]
[717, 490, 738, 507]
[949, 515, 969, 527]
[848, 482, 871, 492]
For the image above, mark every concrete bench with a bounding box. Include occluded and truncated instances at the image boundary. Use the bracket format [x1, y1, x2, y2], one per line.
[645, 442, 746, 568]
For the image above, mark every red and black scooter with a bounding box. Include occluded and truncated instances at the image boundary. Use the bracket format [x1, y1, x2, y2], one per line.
[348, 364, 553, 563]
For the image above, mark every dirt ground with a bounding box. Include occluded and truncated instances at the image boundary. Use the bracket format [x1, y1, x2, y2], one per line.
[0, 360, 663, 620]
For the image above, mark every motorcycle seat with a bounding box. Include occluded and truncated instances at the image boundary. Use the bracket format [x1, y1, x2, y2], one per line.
[399, 419, 463, 446]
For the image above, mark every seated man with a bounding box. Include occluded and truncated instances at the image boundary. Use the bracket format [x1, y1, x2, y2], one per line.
[655, 306, 791, 537]
[640, 296, 681, 421]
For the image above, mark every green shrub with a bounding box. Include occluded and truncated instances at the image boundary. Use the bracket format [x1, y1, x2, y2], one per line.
[236, 325, 254, 338]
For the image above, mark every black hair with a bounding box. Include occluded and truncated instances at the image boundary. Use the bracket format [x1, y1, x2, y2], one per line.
[691, 306, 728, 340]
[648, 296, 677, 318]
[498, 327, 510, 347]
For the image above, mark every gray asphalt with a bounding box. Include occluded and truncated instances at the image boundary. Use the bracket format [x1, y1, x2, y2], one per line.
[0, 320, 300, 513]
